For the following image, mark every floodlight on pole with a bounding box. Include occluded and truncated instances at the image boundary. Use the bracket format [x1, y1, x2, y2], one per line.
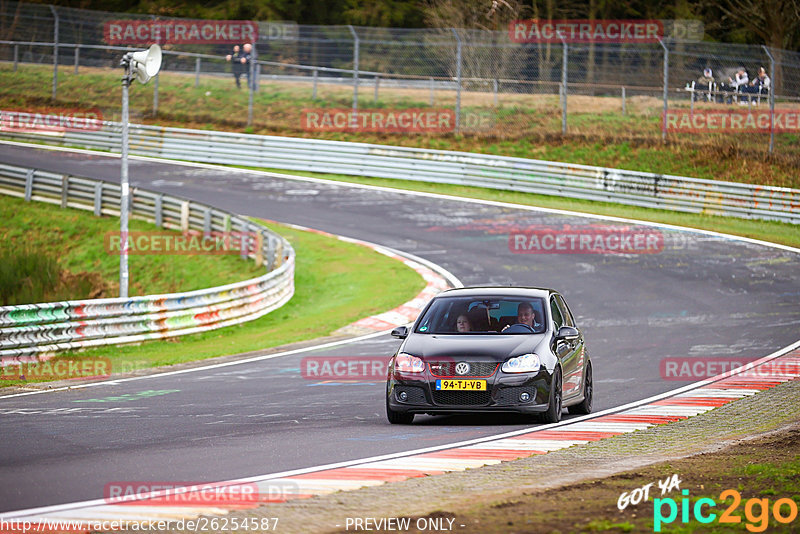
[119, 44, 161, 298]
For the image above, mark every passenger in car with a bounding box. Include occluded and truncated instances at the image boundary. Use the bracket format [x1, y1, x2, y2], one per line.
[456, 314, 472, 333]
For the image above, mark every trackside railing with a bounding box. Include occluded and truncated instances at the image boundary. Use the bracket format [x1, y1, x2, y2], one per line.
[1, 121, 798, 223]
[0, 162, 295, 364]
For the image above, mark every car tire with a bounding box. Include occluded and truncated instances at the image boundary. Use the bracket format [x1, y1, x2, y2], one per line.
[386, 396, 414, 424]
[568, 362, 593, 415]
[540, 367, 562, 424]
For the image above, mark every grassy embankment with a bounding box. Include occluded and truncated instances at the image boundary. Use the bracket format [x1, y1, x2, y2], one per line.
[0, 194, 425, 387]
[1, 63, 798, 189]
[2, 64, 798, 249]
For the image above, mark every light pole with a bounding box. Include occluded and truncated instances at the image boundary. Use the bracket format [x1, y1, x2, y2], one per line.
[119, 44, 161, 298]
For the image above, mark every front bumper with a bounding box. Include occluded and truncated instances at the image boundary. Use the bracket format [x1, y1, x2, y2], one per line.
[387, 368, 553, 415]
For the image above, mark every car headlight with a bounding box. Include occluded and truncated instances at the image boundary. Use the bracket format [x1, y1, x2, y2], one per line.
[395, 352, 425, 373]
[502, 353, 541, 373]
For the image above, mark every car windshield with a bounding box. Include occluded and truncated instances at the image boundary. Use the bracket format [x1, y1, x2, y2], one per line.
[414, 296, 547, 334]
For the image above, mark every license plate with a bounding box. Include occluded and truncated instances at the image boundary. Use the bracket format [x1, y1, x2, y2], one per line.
[435, 379, 486, 391]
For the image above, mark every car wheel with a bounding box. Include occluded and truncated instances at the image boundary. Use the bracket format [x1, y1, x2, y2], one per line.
[386, 395, 414, 424]
[568, 362, 593, 415]
[540, 367, 562, 424]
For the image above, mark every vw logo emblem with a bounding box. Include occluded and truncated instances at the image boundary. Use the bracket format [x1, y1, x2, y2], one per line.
[455, 362, 470, 375]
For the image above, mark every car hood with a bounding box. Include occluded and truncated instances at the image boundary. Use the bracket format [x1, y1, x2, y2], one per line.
[402, 333, 544, 361]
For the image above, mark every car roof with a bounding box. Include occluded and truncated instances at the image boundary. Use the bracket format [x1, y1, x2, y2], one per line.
[435, 286, 555, 299]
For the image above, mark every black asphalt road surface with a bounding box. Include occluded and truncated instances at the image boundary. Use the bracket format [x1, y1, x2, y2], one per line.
[1, 143, 799, 512]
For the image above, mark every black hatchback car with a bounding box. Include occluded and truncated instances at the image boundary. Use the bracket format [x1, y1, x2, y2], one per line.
[386, 287, 592, 424]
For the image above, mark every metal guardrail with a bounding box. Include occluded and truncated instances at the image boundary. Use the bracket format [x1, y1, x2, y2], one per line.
[1, 121, 799, 224]
[0, 162, 295, 363]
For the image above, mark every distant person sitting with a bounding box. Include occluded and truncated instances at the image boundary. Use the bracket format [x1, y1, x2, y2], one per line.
[455, 314, 472, 333]
[693, 67, 715, 101]
[727, 67, 749, 104]
[743, 66, 771, 104]
[697, 68, 714, 85]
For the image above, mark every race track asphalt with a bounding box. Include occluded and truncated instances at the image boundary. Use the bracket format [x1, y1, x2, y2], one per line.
[1, 143, 799, 512]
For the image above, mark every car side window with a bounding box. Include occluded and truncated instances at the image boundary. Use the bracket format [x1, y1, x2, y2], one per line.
[555, 294, 575, 327]
[549, 297, 563, 330]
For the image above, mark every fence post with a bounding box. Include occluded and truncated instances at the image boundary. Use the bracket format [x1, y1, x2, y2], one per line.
[659, 39, 669, 142]
[74, 46, 79, 74]
[155, 194, 163, 227]
[493, 78, 498, 107]
[622, 86, 626, 115]
[763, 45, 775, 154]
[203, 208, 211, 237]
[49, 5, 59, 100]
[13, 44, 18, 72]
[24, 169, 34, 201]
[153, 73, 159, 116]
[451, 28, 462, 135]
[374, 75, 380, 102]
[312, 67, 318, 99]
[429, 76, 434, 106]
[195, 57, 201, 87]
[93, 182, 103, 216]
[61, 175, 69, 208]
[348, 25, 359, 127]
[247, 44, 256, 127]
[151, 15, 159, 117]
[560, 36, 567, 135]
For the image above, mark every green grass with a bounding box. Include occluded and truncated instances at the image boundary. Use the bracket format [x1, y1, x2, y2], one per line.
[1, 63, 799, 188]
[0, 217, 426, 387]
[246, 167, 800, 250]
[0, 247, 61, 305]
[0, 194, 263, 298]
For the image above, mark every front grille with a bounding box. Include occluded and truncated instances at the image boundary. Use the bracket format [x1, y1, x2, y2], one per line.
[433, 390, 491, 406]
[494, 386, 539, 405]
[395, 386, 427, 405]
[428, 361, 499, 378]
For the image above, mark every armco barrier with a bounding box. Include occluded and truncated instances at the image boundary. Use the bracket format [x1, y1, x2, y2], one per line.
[0, 162, 295, 364]
[1, 121, 799, 223]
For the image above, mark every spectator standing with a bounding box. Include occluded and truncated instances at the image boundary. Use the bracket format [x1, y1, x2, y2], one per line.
[225, 45, 244, 89]
[240, 43, 253, 90]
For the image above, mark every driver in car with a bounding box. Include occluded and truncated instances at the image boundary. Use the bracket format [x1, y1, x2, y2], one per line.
[502, 302, 539, 331]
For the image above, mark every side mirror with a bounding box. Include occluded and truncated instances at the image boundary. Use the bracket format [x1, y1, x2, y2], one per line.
[555, 326, 580, 341]
[391, 326, 409, 339]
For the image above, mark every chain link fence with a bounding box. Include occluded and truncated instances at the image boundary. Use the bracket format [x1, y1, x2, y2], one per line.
[2, 1, 800, 161]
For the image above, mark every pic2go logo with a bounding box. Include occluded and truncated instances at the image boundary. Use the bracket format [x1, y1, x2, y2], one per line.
[654, 489, 799, 532]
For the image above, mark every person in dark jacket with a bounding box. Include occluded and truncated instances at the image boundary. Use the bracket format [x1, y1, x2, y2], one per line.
[225, 45, 244, 88]
[240, 43, 253, 89]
